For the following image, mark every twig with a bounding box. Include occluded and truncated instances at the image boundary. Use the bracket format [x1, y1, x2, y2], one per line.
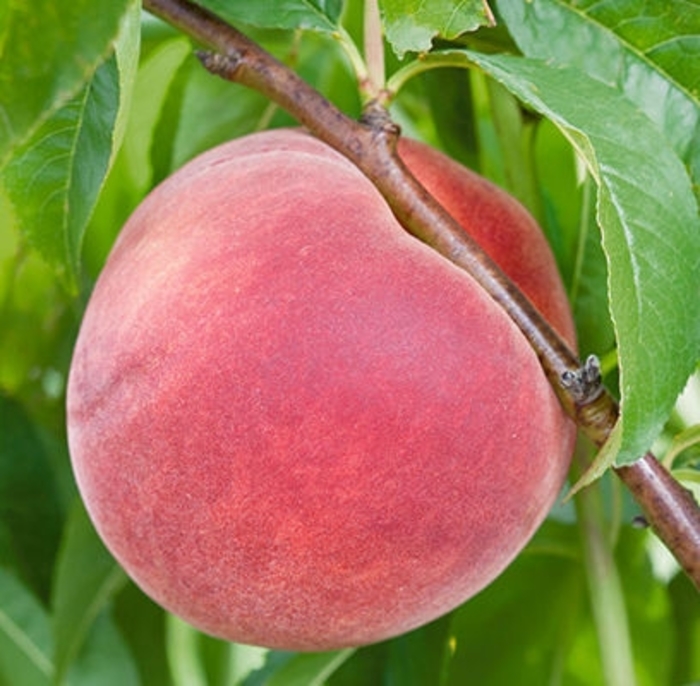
[142, 0, 700, 589]
[617, 455, 700, 582]
[363, 0, 386, 101]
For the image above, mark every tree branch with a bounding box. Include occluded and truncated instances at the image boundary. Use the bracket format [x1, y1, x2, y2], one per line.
[143, 0, 700, 590]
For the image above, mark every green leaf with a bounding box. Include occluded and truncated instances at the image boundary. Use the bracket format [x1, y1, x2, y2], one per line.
[113, 584, 173, 686]
[663, 423, 700, 469]
[51, 501, 128, 684]
[614, 529, 675, 686]
[383, 617, 452, 686]
[668, 573, 700, 683]
[495, 0, 700, 198]
[243, 648, 354, 686]
[150, 51, 196, 187]
[0, 184, 79, 397]
[165, 617, 209, 686]
[445, 518, 672, 685]
[165, 617, 268, 686]
[0, 0, 135, 167]
[82, 33, 193, 275]
[568, 179, 616, 360]
[419, 67, 478, 169]
[0, 394, 63, 603]
[0, 569, 53, 686]
[200, 0, 343, 32]
[1, 1, 140, 292]
[170, 54, 275, 170]
[3, 67, 113, 290]
[121, 35, 193, 192]
[64, 612, 139, 686]
[380, 0, 495, 57]
[433, 50, 700, 467]
[444, 546, 593, 684]
[224, 642, 270, 684]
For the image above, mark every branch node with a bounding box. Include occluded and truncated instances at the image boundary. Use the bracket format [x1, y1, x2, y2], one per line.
[561, 354, 603, 403]
[360, 99, 401, 138]
[631, 515, 649, 529]
[196, 49, 242, 79]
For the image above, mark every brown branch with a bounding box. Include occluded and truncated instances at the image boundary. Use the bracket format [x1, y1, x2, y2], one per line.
[617, 455, 700, 581]
[143, 0, 700, 589]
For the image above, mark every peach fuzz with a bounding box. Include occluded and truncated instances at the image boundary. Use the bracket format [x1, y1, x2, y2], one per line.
[67, 128, 576, 651]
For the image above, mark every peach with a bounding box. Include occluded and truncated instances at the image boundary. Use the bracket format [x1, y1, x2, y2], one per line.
[67, 128, 575, 651]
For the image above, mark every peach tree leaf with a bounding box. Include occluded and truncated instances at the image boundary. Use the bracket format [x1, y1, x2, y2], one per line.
[51, 502, 128, 685]
[1, 2, 140, 292]
[243, 648, 355, 686]
[112, 585, 173, 686]
[169, 51, 276, 170]
[380, 0, 495, 57]
[431, 50, 700, 468]
[200, 0, 343, 32]
[383, 615, 452, 684]
[496, 0, 700, 200]
[0, 569, 53, 686]
[0, 0, 134, 167]
[63, 612, 140, 686]
[444, 523, 673, 683]
[0, 394, 63, 604]
[445, 544, 589, 684]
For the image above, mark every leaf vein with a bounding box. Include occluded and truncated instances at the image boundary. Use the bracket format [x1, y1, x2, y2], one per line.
[552, 0, 698, 105]
[0, 608, 53, 678]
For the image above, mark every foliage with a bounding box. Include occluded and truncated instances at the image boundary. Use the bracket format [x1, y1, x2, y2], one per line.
[0, 0, 699, 684]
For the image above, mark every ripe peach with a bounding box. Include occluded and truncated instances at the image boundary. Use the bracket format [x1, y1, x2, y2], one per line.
[67, 128, 575, 651]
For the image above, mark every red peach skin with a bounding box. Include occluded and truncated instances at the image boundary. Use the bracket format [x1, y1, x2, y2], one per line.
[67, 129, 576, 651]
